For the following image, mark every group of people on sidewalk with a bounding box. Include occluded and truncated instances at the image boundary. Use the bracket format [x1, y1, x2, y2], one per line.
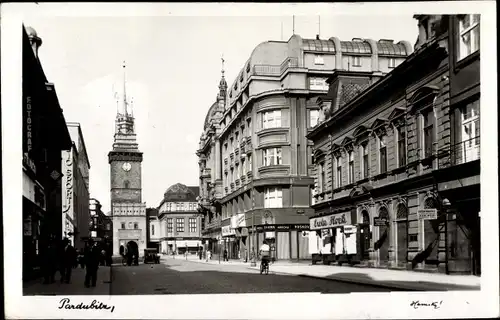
[41, 237, 105, 288]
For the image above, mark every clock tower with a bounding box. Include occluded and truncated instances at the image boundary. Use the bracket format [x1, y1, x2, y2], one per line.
[108, 62, 147, 257]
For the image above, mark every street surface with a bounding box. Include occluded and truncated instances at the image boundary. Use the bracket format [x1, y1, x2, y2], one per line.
[110, 258, 394, 294]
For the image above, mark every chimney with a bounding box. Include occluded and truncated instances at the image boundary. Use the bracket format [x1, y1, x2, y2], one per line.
[25, 26, 42, 59]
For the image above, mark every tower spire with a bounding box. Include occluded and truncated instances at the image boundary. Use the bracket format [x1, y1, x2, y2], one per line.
[122, 61, 128, 116]
[218, 54, 227, 100]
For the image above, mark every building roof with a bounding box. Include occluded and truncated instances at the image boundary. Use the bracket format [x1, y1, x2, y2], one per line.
[302, 39, 336, 52]
[340, 40, 372, 54]
[377, 40, 408, 56]
[163, 183, 200, 202]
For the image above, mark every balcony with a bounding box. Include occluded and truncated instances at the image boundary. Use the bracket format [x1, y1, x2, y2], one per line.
[235, 147, 240, 157]
[253, 64, 281, 76]
[280, 57, 299, 74]
[235, 178, 240, 187]
[224, 158, 228, 165]
[230, 182, 235, 190]
[240, 175, 246, 184]
[450, 137, 480, 165]
[230, 152, 235, 161]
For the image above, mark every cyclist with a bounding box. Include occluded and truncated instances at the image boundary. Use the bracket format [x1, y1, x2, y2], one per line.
[259, 240, 271, 272]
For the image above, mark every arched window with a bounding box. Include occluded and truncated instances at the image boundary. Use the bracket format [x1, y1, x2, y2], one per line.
[379, 206, 389, 220]
[124, 180, 130, 189]
[424, 197, 437, 209]
[396, 203, 408, 220]
[361, 210, 370, 224]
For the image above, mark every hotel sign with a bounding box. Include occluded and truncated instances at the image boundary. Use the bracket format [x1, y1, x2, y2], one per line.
[231, 213, 246, 228]
[309, 212, 351, 230]
[61, 151, 74, 220]
[418, 209, 437, 220]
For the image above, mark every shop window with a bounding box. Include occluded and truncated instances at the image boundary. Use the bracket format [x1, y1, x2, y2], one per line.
[457, 14, 480, 61]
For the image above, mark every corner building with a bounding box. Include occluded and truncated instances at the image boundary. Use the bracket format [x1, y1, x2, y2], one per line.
[108, 63, 147, 257]
[198, 34, 412, 261]
[307, 15, 480, 275]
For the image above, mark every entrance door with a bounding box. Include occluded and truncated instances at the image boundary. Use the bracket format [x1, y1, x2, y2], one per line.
[360, 210, 371, 260]
[395, 203, 408, 267]
[378, 206, 390, 266]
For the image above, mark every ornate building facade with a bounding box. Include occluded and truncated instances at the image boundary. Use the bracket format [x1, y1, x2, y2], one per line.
[108, 63, 147, 257]
[197, 34, 412, 261]
[307, 15, 480, 275]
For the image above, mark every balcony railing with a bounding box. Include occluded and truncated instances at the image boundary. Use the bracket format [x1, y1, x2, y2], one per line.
[451, 136, 480, 165]
[253, 65, 281, 76]
[280, 57, 299, 74]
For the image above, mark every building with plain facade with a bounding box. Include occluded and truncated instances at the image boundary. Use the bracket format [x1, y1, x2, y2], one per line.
[158, 184, 202, 255]
[306, 15, 480, 275]
[197, 34, 412, 261]
[63, 122, 91, 250]
[22, 25, 73, 280]
[146, 208, 161, 250]
[108, 63, 147, 257]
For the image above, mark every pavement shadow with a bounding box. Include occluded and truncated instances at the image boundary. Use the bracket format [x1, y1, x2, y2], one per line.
[109, 264, 397, 295]
[313, 272, 480, 291]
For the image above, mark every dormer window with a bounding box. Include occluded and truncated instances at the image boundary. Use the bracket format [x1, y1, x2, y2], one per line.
[314, 55, 324, 65]
[352, 56, 361, 67]
[388, 58, 396, 68]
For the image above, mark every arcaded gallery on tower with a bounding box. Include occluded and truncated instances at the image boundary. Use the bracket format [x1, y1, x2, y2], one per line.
[307, 15, 480, 275]
[197, 33, 413, 261]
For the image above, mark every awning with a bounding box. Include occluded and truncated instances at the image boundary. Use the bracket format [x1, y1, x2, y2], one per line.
[167, 240, 202, 247]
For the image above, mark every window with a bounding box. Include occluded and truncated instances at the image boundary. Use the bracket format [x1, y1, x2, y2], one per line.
[460, 99, 480, 163]
[134, 223, 138, 229]
[348, 151, 355, 184]
[167, 218, 173, 233]
[458, 14, 480, 61]
[422, 109, 435, 158]
[151, 225, 155, 236]
[242, 159, 246, 176]
[189, 218, 197, 233]
[362, 143, 369, 179]
[336, 156, 342, 187]
[352, 56, 361, 67]
[176, 218, 184, 233]
[309, 78, 329, 90]
[121, 222, 125, 229]
[314, 55, 324, 65]
[397, 126, 406, 167]
[319, 162, 325, 192]
[106, 223, 111, 231]
[388, 58, 396, 68]
[263, 148, 282, 166]
[124, 180, 130, 188]
[264, 187, 283, 208]
[379, 136, 387, 174]
[309, 109, 319, 127]
[262, 110, 282, 129]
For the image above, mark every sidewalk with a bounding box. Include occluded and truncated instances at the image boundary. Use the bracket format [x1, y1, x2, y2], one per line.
[23, 266, 112, 295]
[177, 255, 480, 291]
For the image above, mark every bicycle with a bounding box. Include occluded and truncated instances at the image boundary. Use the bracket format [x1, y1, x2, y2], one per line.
[121, 256, 128, 266]
[260, 259, 269, 275]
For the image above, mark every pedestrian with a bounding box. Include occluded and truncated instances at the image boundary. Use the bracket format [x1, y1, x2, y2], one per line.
[42, 238, 57, 284]
[198, 248, 202, 260]
[60, 238, 76, 284]
[84, 239, 100, 288]
[223, 249, 228, 262]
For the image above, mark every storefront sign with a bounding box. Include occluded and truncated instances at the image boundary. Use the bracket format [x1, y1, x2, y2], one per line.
[418, 209, 437, 220]
[343, 225, 357, 234]
[222, 225, 236, 237]
[241, 228, 249, 237]
[61, 151, 74, 219]
[25, 96, 33, 153]
[236, 213, 246, 227]
[255, 224, 310, 231]
[309, 212, 351, 230]
[23, 153, 37, 175]
[374, 217, 388, 226]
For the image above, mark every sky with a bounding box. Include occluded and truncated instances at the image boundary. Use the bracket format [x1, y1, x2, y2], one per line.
[22, 5, 420, 214]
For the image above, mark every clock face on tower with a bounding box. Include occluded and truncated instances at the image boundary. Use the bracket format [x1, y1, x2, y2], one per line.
[122, 162, 132, 172]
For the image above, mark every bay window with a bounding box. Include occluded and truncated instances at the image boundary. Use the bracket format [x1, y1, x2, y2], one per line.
[262, 110, 282, 129]
[263, 147, 282, 166]
[264, 187, 283, 208]
[458, 14, 480, 61]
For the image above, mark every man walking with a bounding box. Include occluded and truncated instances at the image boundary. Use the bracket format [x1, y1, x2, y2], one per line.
[84, 239, 100, 288]
[42, 238, 57, 284]
[60, 238, 76, 283]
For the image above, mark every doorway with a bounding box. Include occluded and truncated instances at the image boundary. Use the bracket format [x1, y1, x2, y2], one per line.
[377, 206, 390, 266]
[395, 203, 408, 267]
[360, 210, 371, 261]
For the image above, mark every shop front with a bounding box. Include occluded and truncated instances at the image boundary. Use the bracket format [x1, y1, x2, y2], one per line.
[249, 224, 310, 261]
[309, 209, 360, 265]
[221, 225, 236, 259]
[231, 213, 247, 260]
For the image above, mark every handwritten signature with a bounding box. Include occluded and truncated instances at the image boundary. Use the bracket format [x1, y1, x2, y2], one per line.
[58, 298, 115, 313]
[410, 300, 443, 309]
